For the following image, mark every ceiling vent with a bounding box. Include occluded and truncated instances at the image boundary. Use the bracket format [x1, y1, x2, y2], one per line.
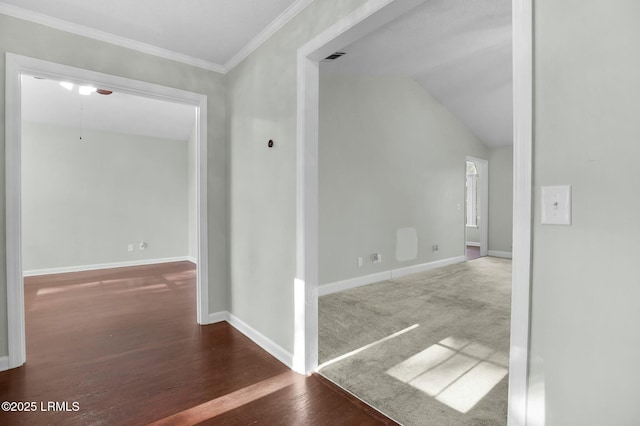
[323, 52, 346, 61]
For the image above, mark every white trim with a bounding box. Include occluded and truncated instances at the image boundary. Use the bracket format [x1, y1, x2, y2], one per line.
[391, 256, 467, 279]
[224, 0, 314, 71]
[295, 0, 426, 377]
[208, 311, 229, 324]
[488, 250, 513, 259]
[0, 0, 317, 75]
[297, 1, 533, 425]
[466, 242, 481, 247]
[509, 0, 533, 425]
[227, 313, 294, 369]
[0, 356, 8, 372]
[6, 53, 210, 368]
[6, 53, 25, 370]
[205, 311, 294, 369]
[318, 256, 467, 297]
[23, 257, 195, 277]
[318, 271, 391, 297]
[186, 256, 198, 265]
[0, 3, 224, 73]
[467, 156, 489, 257]
[195, 92, 210, 326]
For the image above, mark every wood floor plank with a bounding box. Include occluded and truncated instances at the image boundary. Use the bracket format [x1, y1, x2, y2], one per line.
[0, 262, 396, 425]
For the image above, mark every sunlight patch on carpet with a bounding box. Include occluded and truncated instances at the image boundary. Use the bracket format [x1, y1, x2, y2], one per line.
[386, 337, 508, 413]
[317, 324, 420, 371]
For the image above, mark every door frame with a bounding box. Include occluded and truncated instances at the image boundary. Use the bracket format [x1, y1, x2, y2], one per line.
[294, 0, 533, 424]
[5, 53, 210, 369]
[466, 156, 489, 257]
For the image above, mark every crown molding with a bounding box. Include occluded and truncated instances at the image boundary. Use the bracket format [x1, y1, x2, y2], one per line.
[0, 0, 314, 75]
[223, 0, 314, 72]
[0, 2, 226, 73]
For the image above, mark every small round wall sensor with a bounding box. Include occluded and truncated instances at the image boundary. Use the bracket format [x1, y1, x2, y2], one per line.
[268, 139, 274, 148]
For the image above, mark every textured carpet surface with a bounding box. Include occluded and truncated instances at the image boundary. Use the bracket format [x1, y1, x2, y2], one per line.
[319, 257, 512, 426]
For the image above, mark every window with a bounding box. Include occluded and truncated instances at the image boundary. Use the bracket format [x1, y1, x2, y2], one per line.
[466, 161, 478, 227]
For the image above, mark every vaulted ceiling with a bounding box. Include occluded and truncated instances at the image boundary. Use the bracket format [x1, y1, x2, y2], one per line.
[2, 0, 512, 146]
[322, 0, 512, 147]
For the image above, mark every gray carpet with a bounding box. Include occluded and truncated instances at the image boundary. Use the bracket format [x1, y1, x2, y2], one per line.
[318, 257, 512, 426]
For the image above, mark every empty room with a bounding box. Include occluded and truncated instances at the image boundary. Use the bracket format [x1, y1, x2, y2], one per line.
[2, 1, 640, 425]
[315, 1, 514, 424]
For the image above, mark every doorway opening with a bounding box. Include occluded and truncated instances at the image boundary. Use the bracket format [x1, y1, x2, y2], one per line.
[466, 160, 482, 260]
[295, 0, 532, 424]
[465, 157, 489, 260]
[5, 54, 209, 370]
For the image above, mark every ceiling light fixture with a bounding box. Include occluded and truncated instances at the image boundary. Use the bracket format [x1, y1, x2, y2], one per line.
[79, 85, 97, 96]
[59, 81, 74, 91]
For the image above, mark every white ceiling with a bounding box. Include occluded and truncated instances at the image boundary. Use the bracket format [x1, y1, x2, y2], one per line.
[0, 0, 305, 71]
[22, 75, 196, 141]
[322, 0, 513, 147]
[4, 0, 512, 146]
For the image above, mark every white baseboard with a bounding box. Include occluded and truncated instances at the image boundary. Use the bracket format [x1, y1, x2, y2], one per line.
[208, 311, 229, 324]
[488, 250, 513, 259]
[206, 311, 294, 370]
[186, 256, 198, 265]
[0, 356, 8, 372]
[391, 256, 467, 279]
[319, 256, 467, 297]
[466, 242, 481, 247]
[227, 313, 293, 369]
[318, 271, 392, 297]
[24, 256, 194, 277]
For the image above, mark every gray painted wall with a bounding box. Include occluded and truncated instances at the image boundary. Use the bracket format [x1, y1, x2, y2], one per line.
[0, 13, 229, 357]
[4, 3, 638, 423]
[228, 0, 640, 422]
[22, 122, 188, 271]
[227, 0, 370, 354]
[187, 125, 197, 260]
[318, 74, 488, 284]
[529, 1, 640, 424]
[488, 146, 513, 254]
[466, 226, 481, 245]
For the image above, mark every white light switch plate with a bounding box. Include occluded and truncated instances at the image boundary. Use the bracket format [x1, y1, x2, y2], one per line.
[541, 185, 571, 225]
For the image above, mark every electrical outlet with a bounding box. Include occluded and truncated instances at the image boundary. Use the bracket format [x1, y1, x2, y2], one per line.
[127, 244, 134, 253]
[372, 253, 382, 264]
[432, 244, 439, 252]
[357, 257, 363, 268]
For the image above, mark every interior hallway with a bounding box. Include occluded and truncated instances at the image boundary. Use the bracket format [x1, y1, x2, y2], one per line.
[0, 262, 395, 425]
[319, 257, 512, 425]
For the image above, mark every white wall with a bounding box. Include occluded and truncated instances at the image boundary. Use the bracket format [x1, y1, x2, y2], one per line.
[488, 145, 513, 254]
[22, 122, 188, 272]
[530, 0, 640, 424]
[318, 74, 488, 284]
[0, 12, 228, 356]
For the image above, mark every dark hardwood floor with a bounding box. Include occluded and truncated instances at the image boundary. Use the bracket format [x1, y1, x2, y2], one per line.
[0, 261, 396, 425]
